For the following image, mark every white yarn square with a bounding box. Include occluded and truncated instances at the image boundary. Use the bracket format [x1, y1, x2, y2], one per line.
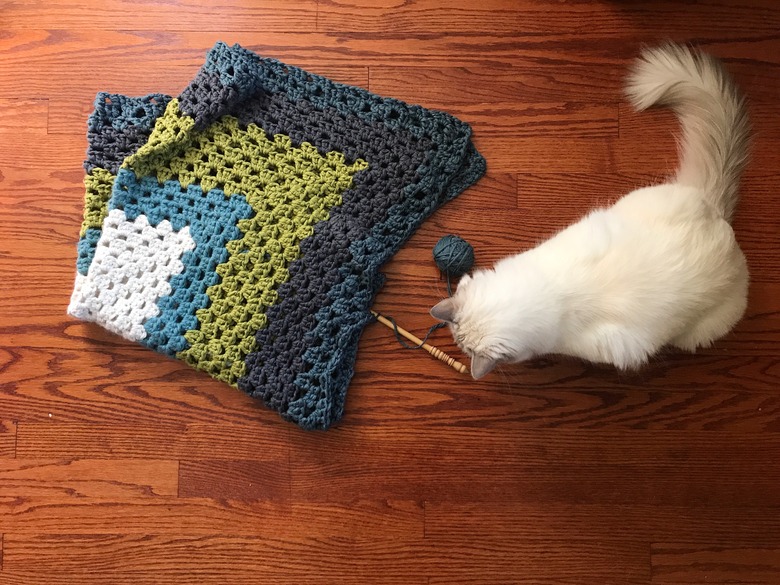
[68, 209, 196, 342]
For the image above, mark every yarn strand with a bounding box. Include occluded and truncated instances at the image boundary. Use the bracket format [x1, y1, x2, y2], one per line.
[371, 233, 475, 375]
[382, 315, 447, 350]
[370, 311, 468, 374]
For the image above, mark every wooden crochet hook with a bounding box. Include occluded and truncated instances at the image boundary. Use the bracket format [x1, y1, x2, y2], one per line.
[370, 310, 469, 375]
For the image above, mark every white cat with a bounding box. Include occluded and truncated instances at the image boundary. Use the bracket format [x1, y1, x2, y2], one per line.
[431, 43, 751, 379]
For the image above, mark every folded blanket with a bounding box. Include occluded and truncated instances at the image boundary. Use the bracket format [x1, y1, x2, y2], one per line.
[69, 42, 485, 429]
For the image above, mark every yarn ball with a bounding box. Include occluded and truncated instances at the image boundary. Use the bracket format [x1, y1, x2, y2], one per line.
[433, 234, 475, 277]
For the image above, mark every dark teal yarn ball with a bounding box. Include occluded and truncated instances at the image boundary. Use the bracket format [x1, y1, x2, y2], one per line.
[433, 234, 475, 277]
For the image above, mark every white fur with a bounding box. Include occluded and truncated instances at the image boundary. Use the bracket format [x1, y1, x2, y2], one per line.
[431, 43, 751, 379]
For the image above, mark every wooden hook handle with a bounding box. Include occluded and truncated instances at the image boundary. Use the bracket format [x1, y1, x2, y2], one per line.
[370, 310, 469, 375]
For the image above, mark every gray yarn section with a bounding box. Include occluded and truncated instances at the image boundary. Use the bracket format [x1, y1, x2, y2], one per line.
[176, 43, 484, 429]
[180, 81, 429, 423]
[84, 93, 171, 173]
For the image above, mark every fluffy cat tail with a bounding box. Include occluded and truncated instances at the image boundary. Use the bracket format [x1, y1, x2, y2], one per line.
[625, 43, 751, 223]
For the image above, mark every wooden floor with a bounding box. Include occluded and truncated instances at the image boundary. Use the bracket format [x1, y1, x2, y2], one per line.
[1, 1, 780, 583]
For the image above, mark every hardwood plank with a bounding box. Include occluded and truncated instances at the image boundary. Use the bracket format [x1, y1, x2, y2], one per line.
[0, 176, 81, 239]
[444, 172, 516, 209]
[289, 427, 780, 504]
[0, 99, 48, 134]
[0, 342, 290, 424]
[0, 574, 423, 585]
[1, 0, 317, 31]
[430, 581, 630, 585]
[345, 371, 780, 431]
[368, 60, 780, 108]
[321, 0, 780, 39]
[16, 423, 289, 460]
[0, 422, 15, 458]
[0, 39, 774, 102]
[0, 175, 84, 230]
[426, 502, 780, 546]
[516, 172, 780, 212]
[598, 0, 780, 40]
[450, 102, 618, 138]
[0, 459, 177, 498]
[46, 99, 99, 135]
[0, 31, 194, 101]
[727, 61, 780, 101]
[651, 544, 780, 583]
[0, 30, 780, 101]
[0, 133, 85, 171]
[423, 536, 649, 585]
[351, 341, 780, 427]
[0, 533, 646, 584]
[472, 137, 613, 173]
[0, 30, 628, 102]
[2, 498, 423, 537]
[288, 426, 780, 468]
[369, 65, 624, 103]
[178, 460, 289, 500]
[0, 497, 422, 537]
[318, 0, 524, 34]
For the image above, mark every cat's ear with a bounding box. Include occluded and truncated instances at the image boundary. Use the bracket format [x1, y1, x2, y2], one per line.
[430, 298, 457, 322]
[470, 354, 498, 380]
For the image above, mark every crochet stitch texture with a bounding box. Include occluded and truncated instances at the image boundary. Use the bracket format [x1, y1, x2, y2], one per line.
[69, 42, 485, 430]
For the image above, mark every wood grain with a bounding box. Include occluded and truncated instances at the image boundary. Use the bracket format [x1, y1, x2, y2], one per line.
[472, 136, 614, 172]
[318, 0, 526, 35]
[320, 0, 780, 40]
[0, 572, 425, 585]
[15, 423, 290, 460]
[287, 427, 780, 504]
[0, 0, 318, 31]
[369, 64, 626, 103]
[0, 99, 48, 133]
[0, 422, 16, 458]
[449, 101, 618, 138]
[426, 502, 780, 546]
[0, 497, 423, 537]
[0, 459, 178, 498]
[2, 1, 780, 582]
[651, 544, 780, 584]
[0, 533, 647, 584]
[178, 460, 290, 500]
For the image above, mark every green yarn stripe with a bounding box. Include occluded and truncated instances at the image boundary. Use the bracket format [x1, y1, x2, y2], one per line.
[127, 100, 367, 384]
[80, 168, 115, 237]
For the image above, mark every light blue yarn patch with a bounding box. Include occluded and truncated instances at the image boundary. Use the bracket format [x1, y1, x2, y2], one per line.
[109, 169, 254, 356]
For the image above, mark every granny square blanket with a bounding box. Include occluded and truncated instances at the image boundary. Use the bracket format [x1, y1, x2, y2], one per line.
[68, 42, 485, 430]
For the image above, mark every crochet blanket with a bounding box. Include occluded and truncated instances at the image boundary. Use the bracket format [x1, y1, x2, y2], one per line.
[68, 42, 485, 430]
